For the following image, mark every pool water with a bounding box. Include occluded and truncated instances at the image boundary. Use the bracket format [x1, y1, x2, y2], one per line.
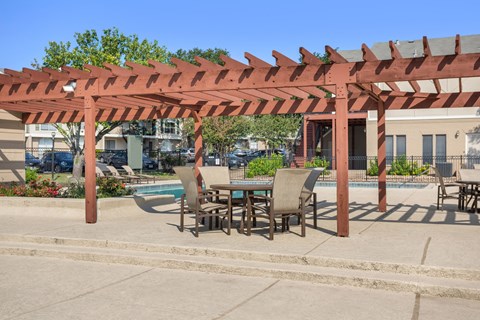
[135, 181, 428, 198]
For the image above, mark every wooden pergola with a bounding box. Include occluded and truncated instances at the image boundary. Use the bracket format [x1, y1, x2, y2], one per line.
[1, 35, 479, 236]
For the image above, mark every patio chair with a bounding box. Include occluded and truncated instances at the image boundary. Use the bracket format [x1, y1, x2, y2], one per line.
[173, 166, 231, 237]
[301, 168, 324, 229]
[247, 168, 311, 240]
[106, 165, 141, 183]
[433, 166, 464, 210]
[198, 166, 243, 205]
[122, 165, 156, 183]
[96, 166, 126, 181]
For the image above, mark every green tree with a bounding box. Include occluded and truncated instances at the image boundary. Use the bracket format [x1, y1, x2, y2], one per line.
[251, 114, 302, 150]
[170, 47, 229, 65]
[203, 116, 251, 163]
[33, 28, 169, 178]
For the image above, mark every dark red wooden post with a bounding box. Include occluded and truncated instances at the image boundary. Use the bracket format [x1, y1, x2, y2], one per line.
[84, 96, 97, 223]
[303, 116, 308, 163]
[331, 118, 336, 170]
[377, 99, 387, 212]
[193, 112, 203, 188]
[335, 84, 349, 237]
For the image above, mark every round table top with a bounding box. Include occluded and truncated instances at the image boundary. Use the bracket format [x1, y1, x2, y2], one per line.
[210, 183, 273, 191]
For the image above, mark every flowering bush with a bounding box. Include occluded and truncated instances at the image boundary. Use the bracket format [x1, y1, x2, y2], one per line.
[96, 177, 135, 198]
[0, 177, 62, 197]
[0, 176, 134, 198]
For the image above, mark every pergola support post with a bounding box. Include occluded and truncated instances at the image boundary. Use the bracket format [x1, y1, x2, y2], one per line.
[331, 118, 336, 170]
[84, 96, 97, 223]
[335, 84, 349, 237]
[303, 116, 308, 162]
[377, 99, 387, 212]
[193, 112, 203, 188]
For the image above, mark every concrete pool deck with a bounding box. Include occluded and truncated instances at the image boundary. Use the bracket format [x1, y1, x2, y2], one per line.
[1, 182, 479, 319]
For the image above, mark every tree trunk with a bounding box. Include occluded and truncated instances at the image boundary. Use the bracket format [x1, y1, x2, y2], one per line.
[72, 151, 84, 180]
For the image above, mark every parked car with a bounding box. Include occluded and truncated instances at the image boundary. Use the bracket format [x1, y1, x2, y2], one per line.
[203, 153, 247, 169]
[225, 153, 247, 169]
[39, 151, 74, 173]
[107, 153, 158, 170]
[232, 149, 248, 157]
[178, 148, 195, 162]
[203, 153, 221, 167]
[142, 154, 158, 170]
[25, 152, 41, 169]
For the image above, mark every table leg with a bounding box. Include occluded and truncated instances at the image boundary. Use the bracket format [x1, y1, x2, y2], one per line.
[240, 190, 247, 233]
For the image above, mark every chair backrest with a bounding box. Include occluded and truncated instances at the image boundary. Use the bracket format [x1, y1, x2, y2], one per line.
[173, 166, 199, 209]
[95, 167, 105, 177]
[122, 165, 135, 176]
[272, 169, 311, 211]
[198, 166, 230, 195]
[432, 166, 447, 195]
[474, 164, 480, 170]
[302, 168, 324, 201]
[106, 165, 121, 176]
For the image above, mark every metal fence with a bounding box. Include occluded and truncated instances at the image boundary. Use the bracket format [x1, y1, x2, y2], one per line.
[24, 148, 480, 183]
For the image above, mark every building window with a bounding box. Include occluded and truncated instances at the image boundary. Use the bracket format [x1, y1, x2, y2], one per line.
[423, 135, 433, 165]
[436, 134, 447, 163]
[105, 140, 116, 150]
[40, 124, 56, 131]
[386, 135, 393, 165]
[396, 135, 406, 157]
[160, 119, 178, 134]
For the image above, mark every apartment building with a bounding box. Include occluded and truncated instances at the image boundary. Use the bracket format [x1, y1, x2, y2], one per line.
[0, 110, 24, 183]
[25, 119, 184, 156]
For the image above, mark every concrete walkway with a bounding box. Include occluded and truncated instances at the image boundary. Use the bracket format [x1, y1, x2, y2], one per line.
[1, 183, 479, 319]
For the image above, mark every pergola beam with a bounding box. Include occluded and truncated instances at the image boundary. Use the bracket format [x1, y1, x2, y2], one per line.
[422, 37, 442, 94]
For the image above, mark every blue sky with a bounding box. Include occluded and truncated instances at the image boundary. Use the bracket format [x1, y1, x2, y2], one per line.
[1, 0, 478, 70]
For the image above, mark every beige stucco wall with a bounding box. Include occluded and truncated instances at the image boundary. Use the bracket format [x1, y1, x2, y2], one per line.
[366, 108, 480, 157]
[0, 110, 25, 183]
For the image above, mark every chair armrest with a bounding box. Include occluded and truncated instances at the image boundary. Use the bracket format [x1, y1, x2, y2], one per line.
[301, 190, 314, 198]
[248, 194, 271, 201]
[199, 193, 231, 202]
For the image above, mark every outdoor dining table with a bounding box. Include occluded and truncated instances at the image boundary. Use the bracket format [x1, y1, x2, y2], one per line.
[210, 183, 273, 232]
[457, 169, 480, 213]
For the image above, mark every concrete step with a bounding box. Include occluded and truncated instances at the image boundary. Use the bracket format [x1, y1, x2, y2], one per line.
[0, 234, 479, 301]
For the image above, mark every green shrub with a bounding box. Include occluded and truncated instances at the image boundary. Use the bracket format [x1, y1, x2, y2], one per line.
[59, 182, 85, 198]
[25, 167, 39, 183]
[388, 155, 430, 176]
[367, 158, 379, 176]
[96, 177, 135, 198]
[367, 156, 430, 176]
[246, 154, 284, 178]
[161, 153, 185, 173]
[304, 157, 330, 174]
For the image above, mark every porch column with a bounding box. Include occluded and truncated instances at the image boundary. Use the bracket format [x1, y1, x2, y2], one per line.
[311, 122, 316, 156]
[303, 116, 308, 162]
[193, 112, 203, 187]
[335, 84, 349, 237]
[84, 96, 97, 223]
[331, 118, 336, 170]
[377, 99, 387, 212]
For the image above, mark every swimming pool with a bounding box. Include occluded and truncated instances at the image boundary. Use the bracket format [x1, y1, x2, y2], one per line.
[134, 181, 429, 197]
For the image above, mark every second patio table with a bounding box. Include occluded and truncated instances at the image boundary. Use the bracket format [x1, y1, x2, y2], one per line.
[210, 183, 273, 232]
